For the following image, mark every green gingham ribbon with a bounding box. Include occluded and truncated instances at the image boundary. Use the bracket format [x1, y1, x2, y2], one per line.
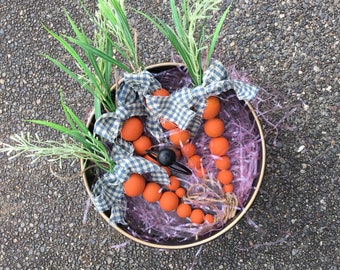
[91, 61, 258, 224]
[94, 72, 165, 143]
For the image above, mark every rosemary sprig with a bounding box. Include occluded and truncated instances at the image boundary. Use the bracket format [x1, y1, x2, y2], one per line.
[0, 133, 113, 172]
[0, 90, 114, 173]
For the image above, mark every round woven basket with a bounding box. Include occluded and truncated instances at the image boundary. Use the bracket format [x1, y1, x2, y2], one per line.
[81, 63, 266, 249]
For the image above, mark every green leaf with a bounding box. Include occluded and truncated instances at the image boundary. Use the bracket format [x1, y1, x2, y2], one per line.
[136, 9, 197, 85]
[42, 25, 100, 91]
[26, 120, 91, 149]
[98, 0, 142, 71]
[136, 9, 202, 85]
[65, 11, 85, 42]
[136, 0, 231, 86]
[105, 38, 113, 96]
[42, 54, 98, 97]
[60, 93, 89, 134]
[94, 97, 102, 121]
[206, 2, 233, 69]
[197, 18, 207, 83]
[60, 91, 77, 131]
[66, 36, 132, 72]
[170, 0, 186, 41]
[111, 0, 134, 49]
[27, 120, 73, 134]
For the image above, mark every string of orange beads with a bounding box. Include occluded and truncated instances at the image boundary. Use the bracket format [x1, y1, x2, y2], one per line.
[176, 96, 235, 224]
[203, 96, 234, 193]
[154, 89, 216, 224]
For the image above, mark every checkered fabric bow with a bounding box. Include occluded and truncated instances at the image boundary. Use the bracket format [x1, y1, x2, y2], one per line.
[94, 71, 166, 143]
[92, 148, 169, 225]
[144, 60, 259, 136]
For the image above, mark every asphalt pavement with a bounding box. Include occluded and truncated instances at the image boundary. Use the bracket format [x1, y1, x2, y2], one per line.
[0, 0, 339, 269]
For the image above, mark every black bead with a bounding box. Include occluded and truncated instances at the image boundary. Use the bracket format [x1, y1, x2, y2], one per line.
[157, 148, 176, 166]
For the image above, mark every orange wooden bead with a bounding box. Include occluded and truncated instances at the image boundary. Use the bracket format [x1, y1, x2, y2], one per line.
[215, 155, 231, 170]
[223, 184, 234, 193]
[169, 129, 190, 146]
[205, 214, 215, 223]
[159, 191, 179, 211]
[190, 209, 205, 224]
[161, 119, 178, 130]
[177, 203, 192, 218]
[195, 167, 207, 178]
[188, 155, 201, 170]
[217, 170, 233, 185]
[123, 173, 146, 197]
[167, 175, 181, 191]
[204, 118, 224, 137]
[153, 88, 170, 96]
[175, 187, 186, 198]
[202, 96, 221, 120]
[143, 182, 162, 202]
[133, 135, 152, 155]
[120, 117, 144, 142]
[209, 137, 230, 156]
[181, 143, 196, 158]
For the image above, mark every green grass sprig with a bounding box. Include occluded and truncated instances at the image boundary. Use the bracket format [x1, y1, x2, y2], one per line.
[97, 0, 143, 72]
[137, 0, 233, 86]
[43, 20, 118, 117]
[43, 0, 143, 118]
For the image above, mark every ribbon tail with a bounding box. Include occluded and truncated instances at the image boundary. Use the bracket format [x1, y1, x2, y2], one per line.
[109, 199, 128, 225]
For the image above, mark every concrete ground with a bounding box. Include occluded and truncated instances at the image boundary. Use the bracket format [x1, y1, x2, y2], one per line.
[0, 0, 339, 269]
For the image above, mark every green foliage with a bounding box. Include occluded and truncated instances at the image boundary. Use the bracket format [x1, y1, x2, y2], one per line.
[43, 0, 142, 118]
[137, 0, 233, 86]
[97, 0, 143, 72]
[0, 90, 114, 172]
[43, 18, 118, 117]
[0, 133, 114, 172]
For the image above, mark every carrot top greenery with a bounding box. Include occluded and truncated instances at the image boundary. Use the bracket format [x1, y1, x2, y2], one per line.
[137, 0, 233, 86]
[43, 0, 142, 119]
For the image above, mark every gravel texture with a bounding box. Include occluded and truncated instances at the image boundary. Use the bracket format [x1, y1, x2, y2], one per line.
[0, 0, 339, 269]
